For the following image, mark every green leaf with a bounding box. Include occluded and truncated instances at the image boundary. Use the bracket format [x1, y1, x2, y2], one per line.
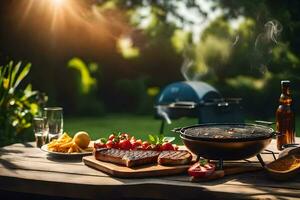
[10, 62, 21, 88]
[13, 63, 31, 90]
[7, 61, 13, 90]
[163, 137, 175, 143]
[99, 138, 107, 144]
[0, 65, 7, 90]
[148, 134, 156, 144]
[21, 84, 38, 101]
[199, 159, 208, 166]
[155, 135, 160, 145]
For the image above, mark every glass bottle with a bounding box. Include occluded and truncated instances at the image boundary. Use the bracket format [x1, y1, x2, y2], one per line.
[276, 80, 295, 150]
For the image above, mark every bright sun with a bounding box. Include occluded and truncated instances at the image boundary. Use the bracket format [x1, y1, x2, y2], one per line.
[52, 0, 65, 7]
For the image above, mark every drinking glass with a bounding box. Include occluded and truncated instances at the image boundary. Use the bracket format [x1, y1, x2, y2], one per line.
[33, 117, 47, 148]
[44, 107, 63, 142]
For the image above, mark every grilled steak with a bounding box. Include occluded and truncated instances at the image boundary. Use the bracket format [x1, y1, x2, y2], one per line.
[94, 148, 160, 167]
[158, 150, 192, 166]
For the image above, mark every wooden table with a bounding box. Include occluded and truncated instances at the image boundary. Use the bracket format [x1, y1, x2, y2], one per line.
[1, 139, 300, 200]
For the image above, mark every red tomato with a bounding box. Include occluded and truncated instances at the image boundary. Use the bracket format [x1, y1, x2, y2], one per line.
[106, 140, 116, 148]
[108, 134, 115, 141]
[136, 139, 142, 145]
[161, 142, 174, 151]
[94, 140, 106, 149]
[119, 139, 132, 150]
[131, 141, 141, 149]
[142, 141, 150, 149]
[188, 162, 215, 178]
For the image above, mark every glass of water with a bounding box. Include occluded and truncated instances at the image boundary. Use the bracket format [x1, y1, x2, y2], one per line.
[44, 107, 63, 142]
[33, 117, 47, 148]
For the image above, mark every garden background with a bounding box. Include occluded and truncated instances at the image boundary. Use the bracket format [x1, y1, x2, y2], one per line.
[0, 0, 299, 146]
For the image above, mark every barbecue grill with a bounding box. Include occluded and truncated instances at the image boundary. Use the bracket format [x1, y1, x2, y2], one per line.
[173, 123, 276, 169]
[155, 81, 244, 133]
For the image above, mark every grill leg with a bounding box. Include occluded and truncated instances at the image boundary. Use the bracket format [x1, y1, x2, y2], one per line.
[256, 154, 265, 167]
[159, 119, 165, 135]
[218, 159, 223, 170]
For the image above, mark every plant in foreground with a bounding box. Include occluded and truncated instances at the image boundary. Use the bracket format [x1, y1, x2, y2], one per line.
[0, 61, 47, 146]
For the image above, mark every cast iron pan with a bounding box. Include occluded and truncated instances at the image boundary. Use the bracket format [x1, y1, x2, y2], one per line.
[173, 123, 275, 160]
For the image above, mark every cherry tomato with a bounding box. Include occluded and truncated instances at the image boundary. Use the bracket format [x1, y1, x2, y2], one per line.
[188, 162, 215, 178]
[131, 141, 141, 149]
[108, 134, 115, 141]
[119, 139, 132, 150]
[161, 142, 174, 151]
[106, 140, 117, 148]
[142, 141, 150, 149]
[136, 139, 142, 145]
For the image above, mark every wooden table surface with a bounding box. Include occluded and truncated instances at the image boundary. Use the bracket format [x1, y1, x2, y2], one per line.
[1, 139, 300, 200]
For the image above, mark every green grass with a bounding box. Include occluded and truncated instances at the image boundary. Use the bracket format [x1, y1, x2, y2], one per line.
[64, 114, 300, 144]
[64, 114, 198, 144]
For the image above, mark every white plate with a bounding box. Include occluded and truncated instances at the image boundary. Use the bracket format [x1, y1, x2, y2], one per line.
[41, 144, 92, 157]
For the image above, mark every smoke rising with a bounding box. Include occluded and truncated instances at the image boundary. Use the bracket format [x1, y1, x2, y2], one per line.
[253, 20, 283, 74]
[232, 35, 240, 47]
[255, 20, 282, 47]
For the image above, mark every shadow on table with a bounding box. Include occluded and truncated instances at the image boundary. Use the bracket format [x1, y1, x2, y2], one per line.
[0, 149, 23, 156]
[194, 171, 300, 199]
[0, 149, 24, 170]
[46, 155, 84, 163]
[0, 190, 163, 200]
[0, 158, 19, 169]
[22, 142, 34, 148]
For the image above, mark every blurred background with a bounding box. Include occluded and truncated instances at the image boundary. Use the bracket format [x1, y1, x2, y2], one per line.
[0, 0, 299, 145]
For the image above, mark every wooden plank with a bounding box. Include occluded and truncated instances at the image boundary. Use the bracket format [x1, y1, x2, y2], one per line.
[1, 167, 300, 199]
[0, 159, 109, 177]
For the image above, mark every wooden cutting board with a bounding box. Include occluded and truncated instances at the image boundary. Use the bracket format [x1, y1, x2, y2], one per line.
[83, 156, 263, 179]
[83, 156, 190, 178]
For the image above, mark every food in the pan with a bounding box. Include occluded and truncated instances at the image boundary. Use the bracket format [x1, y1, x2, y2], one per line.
[188, 160, 215, 178]
[47, 132, 92, 153]
[183, 124, 272, 140]
[158, 150, 192, 166]
[94, 148, 160, 167]
[94, 133, 178, 151]
[267, 154, 300, 172]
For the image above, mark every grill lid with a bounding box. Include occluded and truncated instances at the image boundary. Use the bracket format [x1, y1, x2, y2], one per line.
[176, 123, 274, 142]
[156, 81, 221, 105]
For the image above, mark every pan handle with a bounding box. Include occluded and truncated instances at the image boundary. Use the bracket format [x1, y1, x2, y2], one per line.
[255, 120, 275, 126]
[172, 127, 184, 134]
[282, 143, 300, 149]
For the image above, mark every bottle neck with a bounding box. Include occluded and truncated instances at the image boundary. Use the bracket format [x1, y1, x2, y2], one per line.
[280, 85, 292, 105]
[281, 85, 290, 95]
